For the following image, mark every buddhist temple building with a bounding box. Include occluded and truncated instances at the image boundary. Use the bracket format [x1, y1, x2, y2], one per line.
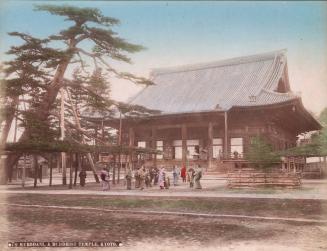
[94, 50, 322, 171]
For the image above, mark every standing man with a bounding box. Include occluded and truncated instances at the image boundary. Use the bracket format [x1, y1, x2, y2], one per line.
[187, 166, 195, 188]
[145, 168, 151, 188]
[194, 165, 203, 189]
[134, 168, 140, 189]
[125, 166, 132, 190]
[153, 167, 159, 185]
[138, 166, 146, 190]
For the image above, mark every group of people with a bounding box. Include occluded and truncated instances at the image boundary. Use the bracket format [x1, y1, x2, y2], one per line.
[78, 164, 203, 191]
[172, 165, 203, 189]
[186, 165, 203, 189]
[125, 166, 168, 190]
[125, 164, 203, 190]
[79, 167, 110, 191]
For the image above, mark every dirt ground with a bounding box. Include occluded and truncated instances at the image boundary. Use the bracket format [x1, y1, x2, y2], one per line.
[1, 194, 327, 251]
[5, 193, 327, 220]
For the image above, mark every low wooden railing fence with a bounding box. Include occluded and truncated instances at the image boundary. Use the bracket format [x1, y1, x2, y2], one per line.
[227, 168, 301, 188]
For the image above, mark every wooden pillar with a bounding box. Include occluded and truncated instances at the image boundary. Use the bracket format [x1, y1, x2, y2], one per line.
[77, 154, 82, 185]
[74, 153, 78, 186]
[117, 112, 122, 184]
[60, 89, 67, 185]
[182, 124, 187, 167]
[224, 111, 228, 159]
[303, 157, 307, 173]
[49, 154, 53, 187]
[61, 152, 67, 185]
[22, 154, 26, 188]
[152, 127, 157, 168]
[208, 122, 213, 170]
[57, 154, 61, 173]
[117, 153, 121, 184]
[69, 153, 73, 189]
[112, 154, 116, 185]
[33, 155, 38, 188]
[94, 127, 99, 162]
[293, 159, 297, 173]
[129, 127, 135, 169]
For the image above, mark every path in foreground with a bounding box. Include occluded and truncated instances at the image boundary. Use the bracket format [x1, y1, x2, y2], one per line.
[1, 194, 327, 251]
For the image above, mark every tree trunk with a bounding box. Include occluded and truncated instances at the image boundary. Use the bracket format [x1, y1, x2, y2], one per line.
[112, 155, 116, 185]
[74, 153, 78, 186]
[49, 154, 53, 187]
[33, 155, 38, 188]
[69, 153, 73, 189]
[0, 99, 19, 184]
[57, 154, 61, 172]
[66, 89, 99, 183]
[0, 97, 19, 146]
[3, 58, 72, 181]
[59, 88, 67, 185]
[22, 154, 26, 188]
[117, 151, 121, 184]
[0, 158, 7, 185]
[61, 152, 67, 185]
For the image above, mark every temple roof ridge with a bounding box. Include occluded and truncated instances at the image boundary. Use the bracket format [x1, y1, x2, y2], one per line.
[151, 49, 287, 76]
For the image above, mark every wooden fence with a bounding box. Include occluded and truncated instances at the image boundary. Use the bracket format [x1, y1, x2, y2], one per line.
[227, 168, 301, 188]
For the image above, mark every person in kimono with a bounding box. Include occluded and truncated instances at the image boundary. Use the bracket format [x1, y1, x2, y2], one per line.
[138, 166, 146, 190]
[125, 166, 132, 190]
[180, 165, 187, 182]
[145, 168, 151, 187]
[100, 168, 110, 191]
[158, 167, 166, 189]
[79, 170, 87, 187]
[134, 168, 140, 189]
[153, 167, 159, 185]
[172, 166, 179, 186]
[194, 165, 203, 189]
[187, 166, 195, 188]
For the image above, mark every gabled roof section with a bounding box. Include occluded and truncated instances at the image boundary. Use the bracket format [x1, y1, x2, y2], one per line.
[129, 49, 299, 114]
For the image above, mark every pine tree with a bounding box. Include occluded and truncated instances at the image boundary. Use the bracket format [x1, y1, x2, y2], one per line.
[245, 136, 281, 169]
[317, 108, 327, 155]
[1, 4, 154, 184]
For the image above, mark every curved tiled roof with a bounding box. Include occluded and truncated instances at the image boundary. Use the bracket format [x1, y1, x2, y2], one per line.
[129, 49, 299, 114]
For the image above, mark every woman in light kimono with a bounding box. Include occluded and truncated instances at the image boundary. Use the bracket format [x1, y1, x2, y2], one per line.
[172, 165, 179, 186]
[158, 167, 165, 189]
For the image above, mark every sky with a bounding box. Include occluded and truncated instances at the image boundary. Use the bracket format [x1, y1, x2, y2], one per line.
[1, 0, 327, 116]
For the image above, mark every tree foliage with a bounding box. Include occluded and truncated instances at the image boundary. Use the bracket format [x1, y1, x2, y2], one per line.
[0, 4, 158, 183]
[1, 4, 155, 145]
[317, 107, 327, 154]
[318, 107, 327, 126]
[245, 136, 281, 169]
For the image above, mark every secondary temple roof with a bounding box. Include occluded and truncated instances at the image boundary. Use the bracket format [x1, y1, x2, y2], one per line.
[129, 49, 299, 114]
